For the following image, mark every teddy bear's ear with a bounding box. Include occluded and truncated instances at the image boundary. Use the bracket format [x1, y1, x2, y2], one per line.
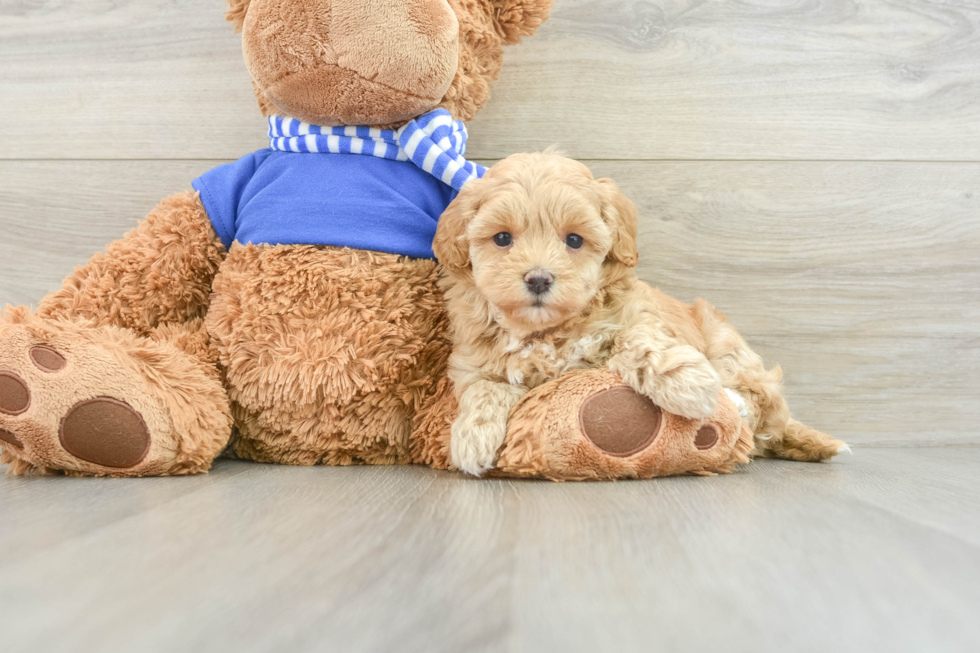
[489, 0, 554, 45]
[225, 0, 251, 33]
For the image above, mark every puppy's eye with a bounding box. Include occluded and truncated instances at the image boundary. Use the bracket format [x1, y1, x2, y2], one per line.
[565, 234, 584, 249]
[493, 232, 513, 248]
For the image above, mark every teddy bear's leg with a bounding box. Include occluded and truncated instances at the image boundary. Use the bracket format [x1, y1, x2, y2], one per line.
[0, 191, 232, 476]
[0, 314, 232, 476]
[412, 369, 753, 481]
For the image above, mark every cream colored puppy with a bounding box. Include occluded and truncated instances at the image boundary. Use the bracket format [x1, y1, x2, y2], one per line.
[433, 152, 846, 477]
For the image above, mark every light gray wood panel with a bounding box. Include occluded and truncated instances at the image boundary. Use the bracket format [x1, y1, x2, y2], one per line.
[1, 159, 976, 446]
[0, 463, 253, 561]
[2, 0, 979, 160]
[473, 0, 980, 160]
[760, 447, 980, 548]
[0, 452, 979, 652]
[0, 0, 268, 160]
[0, 462, 519, 653]
[508, 453, 980, 652]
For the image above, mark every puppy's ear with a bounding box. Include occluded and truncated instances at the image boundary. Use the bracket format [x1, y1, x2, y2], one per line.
[489, 0, 554, 45]
[434, 179, 486, 270]
[226, 0, 251, 33]
[596, 178, 639, 268]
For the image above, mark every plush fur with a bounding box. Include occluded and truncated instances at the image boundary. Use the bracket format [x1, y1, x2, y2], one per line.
[241, 0, 460, 126]
[231, 0, 552, 126]
[207, 244, 450, 466]
[0, 0, 552, 477]
[433, 152, 847, 476]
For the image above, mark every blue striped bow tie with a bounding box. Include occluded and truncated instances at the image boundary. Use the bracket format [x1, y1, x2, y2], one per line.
[268, 108, 487, 191]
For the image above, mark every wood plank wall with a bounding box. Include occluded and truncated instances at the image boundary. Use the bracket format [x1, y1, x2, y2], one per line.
[1, 0, 977, 446]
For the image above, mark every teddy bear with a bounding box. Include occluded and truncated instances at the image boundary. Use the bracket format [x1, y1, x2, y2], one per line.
[0, 0, 755, 480]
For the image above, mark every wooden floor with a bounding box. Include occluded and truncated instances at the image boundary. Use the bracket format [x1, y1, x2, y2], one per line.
[0, 449, 977, 652]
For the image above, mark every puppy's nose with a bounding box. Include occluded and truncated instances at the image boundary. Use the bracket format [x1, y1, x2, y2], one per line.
[524, 268, 555, 296]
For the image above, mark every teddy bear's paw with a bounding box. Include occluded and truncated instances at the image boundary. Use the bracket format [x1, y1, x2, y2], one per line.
[496, 369, 752, 481]
[0, 318, 222, 477]
[1, 377, 150, 472]
[578, 386, 729, 461]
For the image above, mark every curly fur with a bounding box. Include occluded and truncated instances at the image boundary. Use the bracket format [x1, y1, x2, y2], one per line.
[434, 152, 846, 475]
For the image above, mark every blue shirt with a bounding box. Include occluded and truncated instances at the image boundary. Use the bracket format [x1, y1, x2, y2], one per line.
[192, 149, 459, 259]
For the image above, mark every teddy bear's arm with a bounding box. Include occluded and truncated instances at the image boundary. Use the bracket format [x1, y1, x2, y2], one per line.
[36, 190, 227, 335]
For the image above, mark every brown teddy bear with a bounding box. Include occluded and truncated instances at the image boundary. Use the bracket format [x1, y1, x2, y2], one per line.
[0, 0, 763, 480]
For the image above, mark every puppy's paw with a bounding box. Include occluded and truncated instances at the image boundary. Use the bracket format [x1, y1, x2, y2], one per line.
[654, 379, 720, 420]
[612, 345, 722, 420]
[450, 412, 508, 477]
[652, 346, 722, 419]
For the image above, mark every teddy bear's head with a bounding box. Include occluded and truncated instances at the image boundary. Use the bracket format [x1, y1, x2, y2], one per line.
[226, 0, 552, 127]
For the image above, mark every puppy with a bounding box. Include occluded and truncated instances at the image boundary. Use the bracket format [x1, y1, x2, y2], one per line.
[433, 151, 847, 477]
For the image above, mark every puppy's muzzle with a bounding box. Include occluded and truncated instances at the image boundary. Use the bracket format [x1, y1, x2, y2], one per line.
[524, 268, 555, 296]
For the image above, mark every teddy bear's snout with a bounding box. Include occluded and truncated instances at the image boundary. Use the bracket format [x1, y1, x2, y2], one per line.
[242, 0, 460, 126]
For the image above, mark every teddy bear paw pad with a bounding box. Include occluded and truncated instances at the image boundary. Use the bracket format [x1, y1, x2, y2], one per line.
[29, 345, 67, 373]
[695, 425, 719, 450]
[0, 428, 23, 447]
[579, 386, 663, 457]
[59, 397, 150, 468]
[0, 371, 31, 415]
